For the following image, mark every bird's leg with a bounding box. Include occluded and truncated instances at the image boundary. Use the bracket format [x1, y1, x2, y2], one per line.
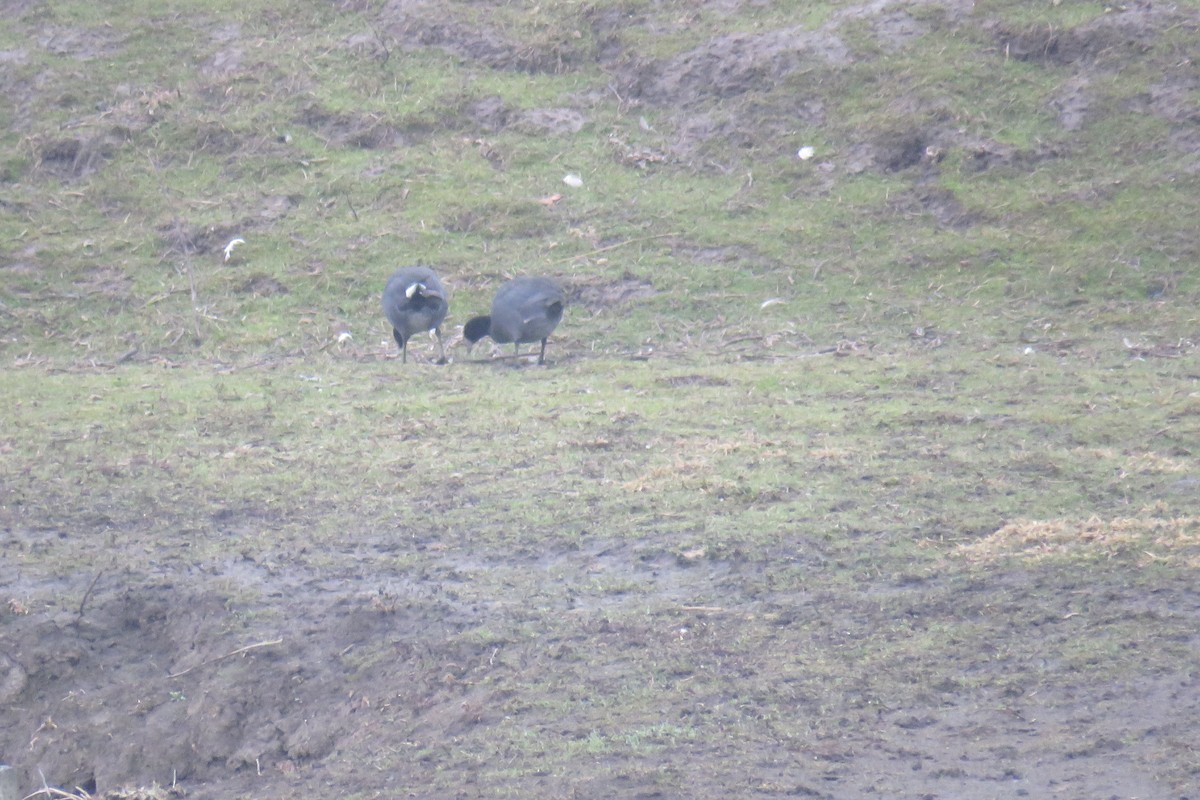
[433, 328, 446, 364]
[538, 338, 547, 365]
[392, 329, 409, 363]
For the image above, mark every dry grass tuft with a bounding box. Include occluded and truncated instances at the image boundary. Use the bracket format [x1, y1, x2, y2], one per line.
[956, 516, 1200, 566]
[1123, 452, 1193, 474]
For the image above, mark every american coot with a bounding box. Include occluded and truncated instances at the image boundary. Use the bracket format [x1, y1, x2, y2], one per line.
[463, 276, 564, 365]
[382, 266, 449, 363]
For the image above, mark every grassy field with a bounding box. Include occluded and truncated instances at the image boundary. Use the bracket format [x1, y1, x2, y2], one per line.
[2, 1, 1198, 798]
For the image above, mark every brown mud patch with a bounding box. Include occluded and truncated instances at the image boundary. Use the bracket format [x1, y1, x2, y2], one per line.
[568, 274, 657, 312]
[3, 542, 1197, 798]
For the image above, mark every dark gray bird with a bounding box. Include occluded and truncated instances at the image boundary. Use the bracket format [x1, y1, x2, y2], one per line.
[382, 266, 449, 363]
[463, 276, 565, 365]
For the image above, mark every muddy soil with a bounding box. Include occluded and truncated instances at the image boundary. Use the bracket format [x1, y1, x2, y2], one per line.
[4, 536, 1198, 799]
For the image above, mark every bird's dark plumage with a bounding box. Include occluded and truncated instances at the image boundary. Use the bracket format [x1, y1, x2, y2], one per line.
[463, 276, 565, 365]
[382, 266, 449, 363]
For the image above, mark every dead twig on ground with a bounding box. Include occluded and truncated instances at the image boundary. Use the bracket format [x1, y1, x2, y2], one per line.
[551, 232, 679, 264]
[168, 638, 284, 679]
[76, 570, 104, 620]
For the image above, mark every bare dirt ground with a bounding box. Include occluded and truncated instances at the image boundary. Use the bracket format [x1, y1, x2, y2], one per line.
[3, 1, 1199, 798]
[5, 535, 1198, 798]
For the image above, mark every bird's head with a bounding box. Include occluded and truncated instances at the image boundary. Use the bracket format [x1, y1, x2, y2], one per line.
[462, 315, 490, 347]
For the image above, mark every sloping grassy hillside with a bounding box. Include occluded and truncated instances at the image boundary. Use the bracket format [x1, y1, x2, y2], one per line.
[2, 1, 1198, 798]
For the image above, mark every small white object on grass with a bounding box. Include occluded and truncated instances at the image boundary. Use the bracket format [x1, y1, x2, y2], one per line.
[797, 146, 815, 160]
[563, 173, 583, 188]
[223, 237, 246, 262]
[760, 297, 786, 309]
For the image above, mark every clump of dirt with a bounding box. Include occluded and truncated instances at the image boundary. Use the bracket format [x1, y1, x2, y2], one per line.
[568, 274, 656, 311]
[510, 107, 588, 136]
[21, 87, 183, 181]
[672, 243, 768, 268]
[295, 102, 408, 149]
[617, 26, 850, 107]
[890, 186, 980, 229]
[660, 374, 730, 388]
[0, 651, 27, 704]
[872, 7, 931, 51]
[465, 95, 510, 132]
[238, 275, 288, 296]
[991, 4, 1170, 66]
[158, 196, 296, 257]
[186, 123, 247, 156]
[872, 128, 929, 173]
[1049, 74, 1093, 131]
[159, 219, 243, 257]
[1147, 73, 1200, 124]
[380, 0, 596, 73]
[73, 266, 135, 299]
[33, 24, 127, 61]
[35, 136, 115, 180]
